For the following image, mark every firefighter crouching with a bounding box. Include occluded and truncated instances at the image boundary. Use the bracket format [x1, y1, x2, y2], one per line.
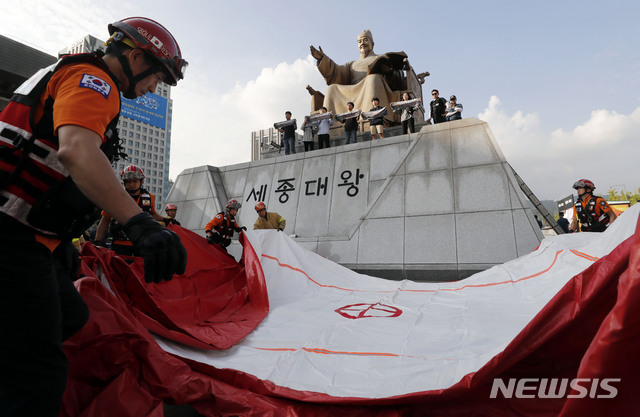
[0, 17, 188, 417]
[569, 179, 617, 232]
[205, 199, 246, 251]
[94, 165, 165, 255]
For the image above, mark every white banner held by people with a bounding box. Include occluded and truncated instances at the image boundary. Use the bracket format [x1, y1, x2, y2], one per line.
[390, 98, 423, 113]
[273, 119, 297, 129]
[335, 109, 361, 123]
[306, 112, 333, 124]
[361, 107, 387, 120]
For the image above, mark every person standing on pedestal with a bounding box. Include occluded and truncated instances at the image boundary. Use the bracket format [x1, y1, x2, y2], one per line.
[394, 92, 417, 134]
[317, 107, 333, 149]
[342, 101, 359, 144]
[301, 116, 317, 152]
[369, 97, 385, 139]
[278, 111, 297, 155]
[445, 95, 463, 121]
[429, 89, 447, 124]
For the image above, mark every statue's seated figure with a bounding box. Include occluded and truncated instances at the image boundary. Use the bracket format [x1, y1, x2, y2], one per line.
[308, 29, 426, 126]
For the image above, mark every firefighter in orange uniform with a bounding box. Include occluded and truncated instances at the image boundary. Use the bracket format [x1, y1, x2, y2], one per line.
[0, 18, 188, 416]
[205, 199, 246, 251]
[569, 179, 617, 232]
[162, 203, 181, 226]
[94, 165, 165, 255]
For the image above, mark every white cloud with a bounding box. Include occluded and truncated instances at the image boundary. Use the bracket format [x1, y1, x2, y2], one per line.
[478, 96, 543, 160]
[169, 55, 324, 177]
[550, 108, 640, 150]
[478, 97, 640, 201]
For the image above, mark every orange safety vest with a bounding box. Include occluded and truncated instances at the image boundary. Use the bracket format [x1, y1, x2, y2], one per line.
[575, 194, 611, 232]
[0, 52, 123, 239]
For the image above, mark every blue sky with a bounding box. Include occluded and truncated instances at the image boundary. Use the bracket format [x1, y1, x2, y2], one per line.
[2, 0, 639, 201]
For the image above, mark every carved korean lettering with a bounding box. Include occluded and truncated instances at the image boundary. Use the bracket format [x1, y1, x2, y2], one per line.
[304, 177, 329, 196]
[247, 184, 268, 202]
[275, 178, 295, 203]
[337, 169, 365, 197]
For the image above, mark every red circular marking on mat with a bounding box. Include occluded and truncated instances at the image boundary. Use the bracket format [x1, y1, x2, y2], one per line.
[335, 303, 402, 319]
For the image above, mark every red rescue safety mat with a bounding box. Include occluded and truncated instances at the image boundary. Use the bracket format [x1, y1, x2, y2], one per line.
[77, 226, 269, 350]
[61, 212, 640, 416]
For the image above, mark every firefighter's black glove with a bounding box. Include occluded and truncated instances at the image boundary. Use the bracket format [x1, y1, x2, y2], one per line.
[206, 232, 220, 244]
[237, 226, 247, 232]
[124, 212, 187, 283]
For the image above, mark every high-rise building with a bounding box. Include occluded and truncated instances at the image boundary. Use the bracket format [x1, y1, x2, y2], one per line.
[0, 34, 57, 110]
[59, 35, 174, 211]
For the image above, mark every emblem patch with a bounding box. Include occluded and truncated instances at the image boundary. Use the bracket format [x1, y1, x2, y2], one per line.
[79, 74, 111, 99]
[335, 303, 403, 319]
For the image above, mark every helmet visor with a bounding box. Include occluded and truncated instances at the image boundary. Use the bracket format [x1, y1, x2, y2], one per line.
[158, 56, 188, 86]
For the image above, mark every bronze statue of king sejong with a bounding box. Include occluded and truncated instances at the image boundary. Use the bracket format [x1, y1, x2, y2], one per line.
[309, 29, 419, 125]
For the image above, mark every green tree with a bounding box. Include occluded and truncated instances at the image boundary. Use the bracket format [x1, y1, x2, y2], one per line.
[607, 187, 640, 206]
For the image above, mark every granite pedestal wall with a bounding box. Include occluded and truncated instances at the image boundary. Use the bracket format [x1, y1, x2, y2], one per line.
[167, 117, 543, 282]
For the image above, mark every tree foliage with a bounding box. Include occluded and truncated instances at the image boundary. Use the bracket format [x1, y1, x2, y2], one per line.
[607, 187, 639, 206]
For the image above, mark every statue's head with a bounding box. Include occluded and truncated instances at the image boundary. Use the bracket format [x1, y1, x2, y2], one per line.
[357, 29, 374, 56]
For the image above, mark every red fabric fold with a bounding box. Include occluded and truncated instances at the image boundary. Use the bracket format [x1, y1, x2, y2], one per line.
[62, 213, 640, 416]
[78, 226, 269, 350]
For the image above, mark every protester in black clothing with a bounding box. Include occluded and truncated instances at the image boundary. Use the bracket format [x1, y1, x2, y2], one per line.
[534, 215, 543, 229]
[429, 89, 447, 124]
[369, 97, 385, 139]
[343, 101, 359, 144]
[278, 111, 297, 155]
[557, 211, 570, 233]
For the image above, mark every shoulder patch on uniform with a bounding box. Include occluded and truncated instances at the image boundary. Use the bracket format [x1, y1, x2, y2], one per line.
[215, 214, 222, 219]
[79, 74, 112, 99]
[600, 200, 608, 206]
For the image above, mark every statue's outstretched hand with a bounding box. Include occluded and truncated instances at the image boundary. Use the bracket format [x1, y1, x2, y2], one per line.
[310, 45, 324, 61]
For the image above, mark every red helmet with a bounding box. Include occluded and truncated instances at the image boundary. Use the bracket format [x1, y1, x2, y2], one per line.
[572, 179, 595, 191]
[108, 17, 187, 86]
[255, 202, 266, 212]
[165, 203, 177, 211]
[226, 199, 242, 210]
[121, 164, 145, 180]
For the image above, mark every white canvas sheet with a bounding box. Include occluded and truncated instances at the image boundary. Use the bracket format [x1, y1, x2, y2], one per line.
[157, 205, 639, 399]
